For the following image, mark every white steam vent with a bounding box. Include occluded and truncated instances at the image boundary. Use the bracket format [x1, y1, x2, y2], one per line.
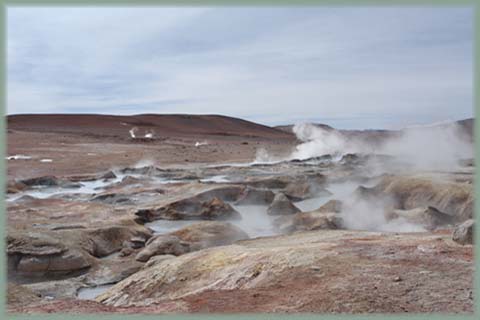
[195, 141, 208, 147]
[6, 154, 32, 160]
[291, 123, 361, 160]
[144, 130, 155, 139]
[129, 127, 138, 139]
[255, 121, 473, 170]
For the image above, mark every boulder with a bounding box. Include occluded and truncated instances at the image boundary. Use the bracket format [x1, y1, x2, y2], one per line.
[340, 153, 362, 166]
[81, 226, 152, 258]
[200, 198, 241, 220]
[387, 207, 455, 231]
[16, 248, 91, 274]
[267, 193, 301, 216]
[48, 251, 91, 272]
[192, 186, 245, 202]
[16, 256, 50, 273]
[243, 176, 291, 189]
[283, 182, 332, 201]
[7, 181, 28, 194]
[452, 219, 474, 245]
[135, 235, 189, 262]
[129, 236, 147, 249]
[274, 207, 342, 233]
[90, 193, 135, 205]
[372, 175, 474, 222]
[136, 221, 249, 262]
[68, 171, 117, 182]
[20, 176, 82, 189]
[119, 243, 134, 257]
[100, 171, 117, 181]
[177, 173, 201, 180]
[143, 197, 241, 221]
[171, 221, 249, 250]
[292, 211, 341, 231]
[316, 200, 343, 213]
[7, 232, 66, 257]
[85, 256, 145, 287]
[235, 188, 275, 205]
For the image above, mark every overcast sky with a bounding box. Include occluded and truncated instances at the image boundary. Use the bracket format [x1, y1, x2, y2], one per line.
[7, 6, 473, 129]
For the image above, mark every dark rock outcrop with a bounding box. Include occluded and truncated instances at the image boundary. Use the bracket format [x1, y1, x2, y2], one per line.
[283, 180, 332, 201]
[136, 221, 249, 262]
[136, 235, 189, 262]
[234, 188, 275, 205]
[192, 186, 245, 202]
[316, 200, 343, 213]
[20, 176, 82, 189]
[292, 211, 341, 231]
[372, 176, 474, 222]
[7, 181, 28, 194]
[267, 193, 301, 216]
[137, 197, 241, 222]
[452, 219, 474, 245]
[387, 206, 455, 231]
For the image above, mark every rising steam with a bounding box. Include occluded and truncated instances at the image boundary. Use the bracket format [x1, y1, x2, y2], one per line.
[129, 127, 138, 139]
[256, 121, 473, 170]
[195, 141, 208, 147]
[144, 130, 154, 139]
[291, 123, 365, 160]
[339, 190, 426, 232]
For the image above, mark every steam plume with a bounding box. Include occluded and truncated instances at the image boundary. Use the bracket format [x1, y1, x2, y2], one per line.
[129, 127, 138, 138]
[256, 121, 473, 170]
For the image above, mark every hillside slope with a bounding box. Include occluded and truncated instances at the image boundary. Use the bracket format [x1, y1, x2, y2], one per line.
[8, 114, 294, 139]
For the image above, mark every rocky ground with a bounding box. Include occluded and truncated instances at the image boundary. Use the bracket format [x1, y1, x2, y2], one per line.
[6, 114, 475, 314]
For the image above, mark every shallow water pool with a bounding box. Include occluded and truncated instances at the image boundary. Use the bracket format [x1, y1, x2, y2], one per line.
[77, 284, 115, 300]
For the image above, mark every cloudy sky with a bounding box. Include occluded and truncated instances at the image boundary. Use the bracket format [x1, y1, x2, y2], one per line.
[7, 6, 473, 129]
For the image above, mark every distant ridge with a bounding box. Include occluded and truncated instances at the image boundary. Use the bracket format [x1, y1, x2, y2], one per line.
[275, 123, 334, 133]
[7, 114, 294, 139]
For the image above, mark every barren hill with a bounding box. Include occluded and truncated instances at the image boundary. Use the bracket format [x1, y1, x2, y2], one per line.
[7, 114, 294, 140]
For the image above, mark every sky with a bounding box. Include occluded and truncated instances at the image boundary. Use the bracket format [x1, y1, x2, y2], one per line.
[7, 6, 474, 129]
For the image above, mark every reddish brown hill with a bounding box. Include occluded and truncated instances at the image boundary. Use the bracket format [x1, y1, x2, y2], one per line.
[7, 114, 294, 139]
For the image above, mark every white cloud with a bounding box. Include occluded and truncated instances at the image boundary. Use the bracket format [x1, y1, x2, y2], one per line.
[7, 6, 473, 129]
